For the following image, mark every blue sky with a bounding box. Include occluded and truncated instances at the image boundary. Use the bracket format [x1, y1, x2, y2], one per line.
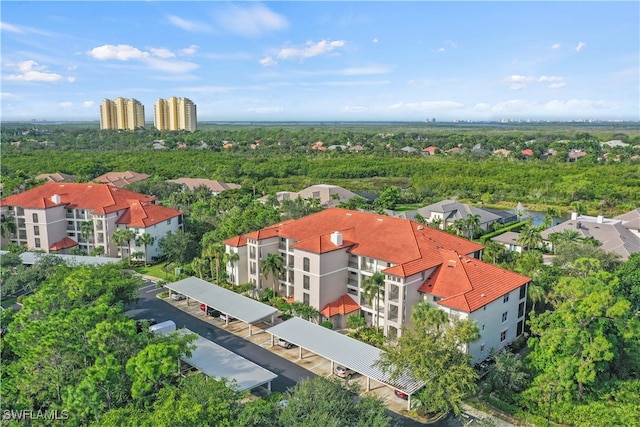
[1, 1, 638, 122]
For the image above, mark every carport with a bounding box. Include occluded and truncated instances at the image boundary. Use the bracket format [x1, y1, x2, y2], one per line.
[165, 277, 278, 336]
[177, 328, 277, 392]
[266, 317, 424, 410]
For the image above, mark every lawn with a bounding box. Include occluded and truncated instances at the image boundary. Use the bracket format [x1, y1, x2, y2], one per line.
[134, 262, 177, 282]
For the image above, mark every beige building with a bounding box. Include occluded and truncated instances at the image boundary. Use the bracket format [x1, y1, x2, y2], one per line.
[100, 98, 145, 130]
[1, 183, 183, 262]
[225, 208, 531, 364]
[154, 97, 197, 132]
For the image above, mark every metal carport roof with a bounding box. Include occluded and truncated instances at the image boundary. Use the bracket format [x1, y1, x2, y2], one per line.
[266, 317, 424, 395]
[177, 328, 277, 392]
[165, 277, 278, 324]
[1, 251, 121, 266]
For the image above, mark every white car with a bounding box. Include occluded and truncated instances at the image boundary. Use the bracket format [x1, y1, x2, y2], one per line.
[171, 293, 186, 301]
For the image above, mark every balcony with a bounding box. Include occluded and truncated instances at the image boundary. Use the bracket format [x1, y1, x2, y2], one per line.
[360, 262, 375, 273]
[347, 278, 358, 287]
[278, 241, 286, 250]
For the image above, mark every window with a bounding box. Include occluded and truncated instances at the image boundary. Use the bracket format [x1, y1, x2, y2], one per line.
[433, 296, 441, 302]
[502, 312, 508, 322]
[518, 301, 525, 318]
[517, 320, 524, 336]
[303, 275, 310, 290]
[303, 257, 310, 272]
[500, 330, 507, 342]
[249, 247, 256, 259]
[303, 293, 310, 305]
[250, 262, 256, 275]
[33, 225, 40, 236]
[480, 344, 485, 352]
[167, 218, 172, 225]
[32, 213, 39, 222]
[503, 294, 509, 303]
[519, 284, 527, 300]
[481, 324, 485, 331]
[34, 238, 41, 248]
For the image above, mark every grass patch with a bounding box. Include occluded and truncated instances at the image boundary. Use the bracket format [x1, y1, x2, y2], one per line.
[394, 203, 423, 212]
[134, 263, 177, 281]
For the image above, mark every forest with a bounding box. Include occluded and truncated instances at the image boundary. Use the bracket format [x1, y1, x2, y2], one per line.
[1, 122, 639, 425]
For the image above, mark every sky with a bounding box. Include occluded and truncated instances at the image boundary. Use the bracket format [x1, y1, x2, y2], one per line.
[1, 1, 638, 122]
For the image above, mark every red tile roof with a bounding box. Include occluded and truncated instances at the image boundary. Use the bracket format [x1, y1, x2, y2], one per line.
[418, 250, 530, 312]
[320, 294, 360, 317]
[94, 170, 150, 188]
[1, 183, 181, 227]
[116, 200, 182, 227]
[49, 236, 78, 251]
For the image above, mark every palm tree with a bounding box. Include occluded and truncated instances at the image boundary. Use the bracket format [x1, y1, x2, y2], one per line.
[452, 218, 466, 236]
[111, 229, 128, 261]
[136, 232, 155, 266]
[517, 224, 543, 251]
[79, 220, 94, 245]
[202, 242, 224, 283]
[0, 215, 16, 240]
[225, 251, 240, 284]
[411, 302, 448, 331]
[464, 214, 482, 239]
[261, 253, 285, 297]
[190, 257, 206, 279]
[429, 217, 443, 230]
[362, 272, 385, 331]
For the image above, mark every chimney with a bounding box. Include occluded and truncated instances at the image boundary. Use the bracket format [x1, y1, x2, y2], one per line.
[330, 231, 343, 246]
[597, 214, 604, 224]
[571, 212, 578, 220]
[51, 194, 61, 204]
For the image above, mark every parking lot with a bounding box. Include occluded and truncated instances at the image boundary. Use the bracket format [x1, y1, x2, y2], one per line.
[166, 295, 415, 416]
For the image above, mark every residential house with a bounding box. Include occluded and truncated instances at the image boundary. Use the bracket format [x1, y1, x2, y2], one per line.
[521, 149, 534, 158]
[166, 178, 241, 196]
[490, 231, 524, 253]
[388, 199, 513, 232]
[259, 184, 360, 208]
[421, 146, 437, 156]
[224, 208, 530, 364]
[540, 210, 640, 261]
[94, 170, 150, 188]
[35, 172, 77, 183]
[567, 149, 588, 162]
[0, 183, 183, 262]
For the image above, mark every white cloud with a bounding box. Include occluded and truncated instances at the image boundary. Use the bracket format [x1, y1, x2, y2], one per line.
[544, 99, 610, 112]
[322, 80, 390, 87]
[503, 75, 536, 90]
[551, 43, 561, 49]
[247, 106, 283, 114]
[167, 15, 212, 32]
[67, 76, 76, 83]
[575, 41, 586, 52]
[59, 101, 73, 108]
[1, 21, 24, 33]
[83, 101, 95, 108]
[149, 48, 175, 59]
[88, 44, 149, 61]
[277, 40, 346, 60]
[216, 4, 288, 37]
[538, 75, 565, 89]
[372, 38, 379, 43]
[180, 45, 199, 56]
[342, 105, 370, 113]
[437, 48, 446, 53]
[1, 92, 21, 100]
[340, 66, 390, 76]
[388, 101, 464, 111]
[491, 99, 537, 113]
[260, 56, 277, 67]
[4, 60, 63, 82]
[473, 103, 491, 112]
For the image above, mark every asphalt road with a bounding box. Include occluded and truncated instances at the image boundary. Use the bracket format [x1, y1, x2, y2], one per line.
[126, 280, 465, 427]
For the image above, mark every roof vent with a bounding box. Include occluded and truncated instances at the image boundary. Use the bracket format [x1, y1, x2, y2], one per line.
[51, 194, 61, 204]
[377, 218, 383, 222]
[481, 293, 486, 297]
[417, 225, 424, 230]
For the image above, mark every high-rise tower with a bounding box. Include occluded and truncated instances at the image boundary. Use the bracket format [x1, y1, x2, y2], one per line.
[154, 97, 197, 132]
[99, 98, 145, 130]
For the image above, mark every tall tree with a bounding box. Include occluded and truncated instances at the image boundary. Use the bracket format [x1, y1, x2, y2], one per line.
[261, 253, 285, 297]
[362, 272, 385, 331]
[80, 220, 94, 246]
[517, 224, 542, 251]
[224, 251, 240, 284]
[376, 302, 479, 416]
[1, 214, 17, 239]
[464, 214, 482, 239]
[135, 232, 155, 266]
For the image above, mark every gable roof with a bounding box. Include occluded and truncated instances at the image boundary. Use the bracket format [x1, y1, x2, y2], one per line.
[116, 200, 182, 227]
[615, 208, 640, 231]
[49, 236, 78, 251]
[35, 172, 77, 183]
[418, 250, 530, 312]
[320, 294, 361, 317]
[166, 178, 241, 193]
[416, 200, 502, 225]
[94, 170, 150, 188]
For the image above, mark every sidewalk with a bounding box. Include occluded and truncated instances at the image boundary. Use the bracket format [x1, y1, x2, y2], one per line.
[461, 403, 517, 426]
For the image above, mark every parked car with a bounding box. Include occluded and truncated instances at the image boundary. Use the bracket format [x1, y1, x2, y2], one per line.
[219, 313, 236, 322]
[200, 304, 221, 317]
[334, 365, 355, 379]
[277, 338, 296, 349]
[171, 293, 186, 301]
[135, 318, 157, 333]
[394, 390, 409, 400]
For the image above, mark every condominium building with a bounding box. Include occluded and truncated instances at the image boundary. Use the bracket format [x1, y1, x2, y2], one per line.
[224, 208, 530, 364]
[100, 98, 145, 130]
[0, 183, 183, 262]
[154, 97, 197, 132]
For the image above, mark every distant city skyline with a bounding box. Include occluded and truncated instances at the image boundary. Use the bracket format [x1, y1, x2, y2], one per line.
[1, 1, 638, 122]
